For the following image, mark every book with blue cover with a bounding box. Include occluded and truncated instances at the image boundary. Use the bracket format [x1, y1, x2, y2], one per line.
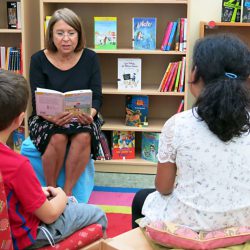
[141, 132, 160, 163]
[125, 95, 149, 127]
[132, 17, 157, 50]
[94, 17, 117, 49]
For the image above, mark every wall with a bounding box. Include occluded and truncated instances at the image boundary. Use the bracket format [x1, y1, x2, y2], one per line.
[187, 0, 222, 108]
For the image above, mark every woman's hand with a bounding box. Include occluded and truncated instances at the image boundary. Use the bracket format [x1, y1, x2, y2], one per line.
[77, 112, 93, 125]
[41, 112, 73, 126]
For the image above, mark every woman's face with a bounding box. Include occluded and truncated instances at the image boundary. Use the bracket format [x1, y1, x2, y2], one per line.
[52, 19, 78, 55]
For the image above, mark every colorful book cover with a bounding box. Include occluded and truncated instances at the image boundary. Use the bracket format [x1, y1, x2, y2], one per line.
[160, 21, 173, 51]
[125, 95, 148, 127]
[132, 17, 157, 50]
[117, 58, 141, 91]
[141, 132, 160, 163]
[94, 17, 117, 49]
[13, 126, 25, 153]
[221, 0, 242, 22]
[112, 131, 135, 159]
[7, 1, 17, 29]
[164, 21, 177, 51]
[242, 0, 250, 22]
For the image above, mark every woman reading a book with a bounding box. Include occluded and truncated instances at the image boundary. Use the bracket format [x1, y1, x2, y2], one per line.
[28, 8, 103, 197]
[132, 34, 250, 232]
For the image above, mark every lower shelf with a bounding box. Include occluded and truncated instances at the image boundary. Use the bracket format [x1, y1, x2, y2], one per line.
[95, 158, 157, 174]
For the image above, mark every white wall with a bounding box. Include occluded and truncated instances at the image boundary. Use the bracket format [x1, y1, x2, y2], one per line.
[187, 0, 222, 108]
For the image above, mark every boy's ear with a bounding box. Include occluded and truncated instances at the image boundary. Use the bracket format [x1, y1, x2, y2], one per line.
[189, 66, 198, 83]
[13, 112, 25, 129]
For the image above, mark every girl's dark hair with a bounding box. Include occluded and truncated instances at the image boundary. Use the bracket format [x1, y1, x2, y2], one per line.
[192, 34, 250, 142]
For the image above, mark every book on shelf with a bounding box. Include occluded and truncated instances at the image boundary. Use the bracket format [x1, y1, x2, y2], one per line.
[132, 17, 157, 50]
[35, 88, 92, 117]
[117, 58, 142, 91]
[125, 95, 148, 127]
[160, 21, 173, 51]
[13, 126, 25, 153]
[141, 132, 160, 163]
[7, 1, 18, 29]
[4, 47, 22, 73]
[112, 131, 135, 160]
[221, 0, 242, 22]
[97, 131, 112, 160]
[16, 2, 21, 29]
[174, 18, 181, 51]
[0, 47, 6, 70]
[164, 21, 177, 51]
[242, 0, 250, 22]
[44, 16, 52, 35]
[178, 56, 186, 92]
[177, 99, 184, 113]
[94, 17, 117, 50]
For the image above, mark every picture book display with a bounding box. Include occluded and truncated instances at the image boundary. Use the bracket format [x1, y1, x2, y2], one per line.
[94, 17, 117, 49]
[35, 88, 92, 117]
[132, 17, 157, 50]
[125, 95, 148, 127]
[117, 58, 142, 91]
[13, 126, 25, 153]
[141, 132, 160, 163]
[221, 0, 242, 22]
[112, 131, 135, 160]
[242, 0, 250, 22]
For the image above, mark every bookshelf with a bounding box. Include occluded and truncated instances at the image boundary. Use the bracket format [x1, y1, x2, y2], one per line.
[39, 0, 190, 174]
[200, 21, 250, 48]
[0, 0, 40, 150]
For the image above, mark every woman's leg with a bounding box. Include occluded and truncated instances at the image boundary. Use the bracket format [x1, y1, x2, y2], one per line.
[64, 132, 91, 195]
[42, 134, 68, 187]
[132, 188, 156, 229]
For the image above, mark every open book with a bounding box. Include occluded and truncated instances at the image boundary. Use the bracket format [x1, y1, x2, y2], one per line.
[35, 88, 92, 117]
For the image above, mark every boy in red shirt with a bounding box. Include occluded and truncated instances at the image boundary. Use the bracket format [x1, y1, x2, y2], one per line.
[0, 70, 107, 249]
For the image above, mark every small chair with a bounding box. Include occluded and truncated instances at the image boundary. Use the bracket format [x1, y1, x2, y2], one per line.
[0, 171, 103, 250]
[21, 137, 95, 203]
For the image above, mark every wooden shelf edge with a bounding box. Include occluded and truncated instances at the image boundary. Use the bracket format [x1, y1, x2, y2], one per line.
[95, 161, 157, 174]
[0, 29, 22, 33]
[201, 21, 250, 27]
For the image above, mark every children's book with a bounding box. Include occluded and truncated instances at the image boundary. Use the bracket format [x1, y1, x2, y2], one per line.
[132, 17, 157, 50]
[94, 17, 117, 50]
[221, 0, 242, 22]
[35, 88, 92, 117]
[141, 132, 160, 163]
[112, 131, 135, 159]
[242, 0, 250, 22]
[117, 58, 141, 91]
[7, 1, 18, 29]
[160, 21, 173, 51]
[125, 95, 148, 127]
[13, 126, 25, 153]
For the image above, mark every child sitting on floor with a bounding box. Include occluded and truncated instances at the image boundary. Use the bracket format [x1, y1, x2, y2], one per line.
[0, 70, 107, 249]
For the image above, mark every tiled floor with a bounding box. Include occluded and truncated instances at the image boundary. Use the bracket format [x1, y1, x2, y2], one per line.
[95, 172, 155, 189]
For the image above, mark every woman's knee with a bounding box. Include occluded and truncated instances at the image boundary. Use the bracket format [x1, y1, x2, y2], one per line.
[49, 134, 68, 148]
[72, 132, 91, 146]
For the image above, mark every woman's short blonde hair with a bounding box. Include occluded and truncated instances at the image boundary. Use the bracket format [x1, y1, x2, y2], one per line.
[45, 8, 85, 52]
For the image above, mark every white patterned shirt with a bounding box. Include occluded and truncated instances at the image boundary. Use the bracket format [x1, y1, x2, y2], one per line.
[141, 109, 250, 231]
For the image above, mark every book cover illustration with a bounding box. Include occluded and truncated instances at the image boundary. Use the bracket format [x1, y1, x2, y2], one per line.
[132, 17, 157, 50]
[117, 58, 141, 91]
[221, 0, 242, 22]
[125, 95, 148, 127]
[35, 88, 92, 117]
[242, 0, 250, 22]
[112, 131, 135, 159]
[141, 132, 160, 163]
[13, 126, 25, 153]
[94, 17, 117, 50]
[7, 1, 18, 29]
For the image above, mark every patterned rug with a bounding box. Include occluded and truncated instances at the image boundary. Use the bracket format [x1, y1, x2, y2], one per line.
[88, 186, 139, 238]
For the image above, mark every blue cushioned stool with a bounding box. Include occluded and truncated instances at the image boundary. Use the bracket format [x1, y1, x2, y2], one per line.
[21, 137, 94, 203]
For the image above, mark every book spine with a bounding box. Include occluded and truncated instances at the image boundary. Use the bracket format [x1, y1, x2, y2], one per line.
[165, 21, 177, 51]
[178, 56, 186, 92]
[158, 63, 171, 92]
[160, 22, 173, 51]
[183, 18, 187, 52]
[163, 62, 177, 92]
[174, 61, 182, 92]
[167, 62, 179, 92]
[174, 18, 181, 51]
[177, 99, 184, 113]
[7, 1, 17, 29]
[179, 18, 185, 52]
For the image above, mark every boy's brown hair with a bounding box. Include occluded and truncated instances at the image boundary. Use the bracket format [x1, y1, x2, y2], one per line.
[0, 70, 29, 131]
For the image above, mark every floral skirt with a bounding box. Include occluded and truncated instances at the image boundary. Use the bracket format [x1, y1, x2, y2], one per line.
[28, 115, 103, 159]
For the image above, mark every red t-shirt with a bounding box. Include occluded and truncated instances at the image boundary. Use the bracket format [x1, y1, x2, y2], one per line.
[0, 143, 47, 249]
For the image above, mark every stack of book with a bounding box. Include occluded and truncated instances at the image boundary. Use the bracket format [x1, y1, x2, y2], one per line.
[160, 18, 187, 52]
[158, 57, 186, 92]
